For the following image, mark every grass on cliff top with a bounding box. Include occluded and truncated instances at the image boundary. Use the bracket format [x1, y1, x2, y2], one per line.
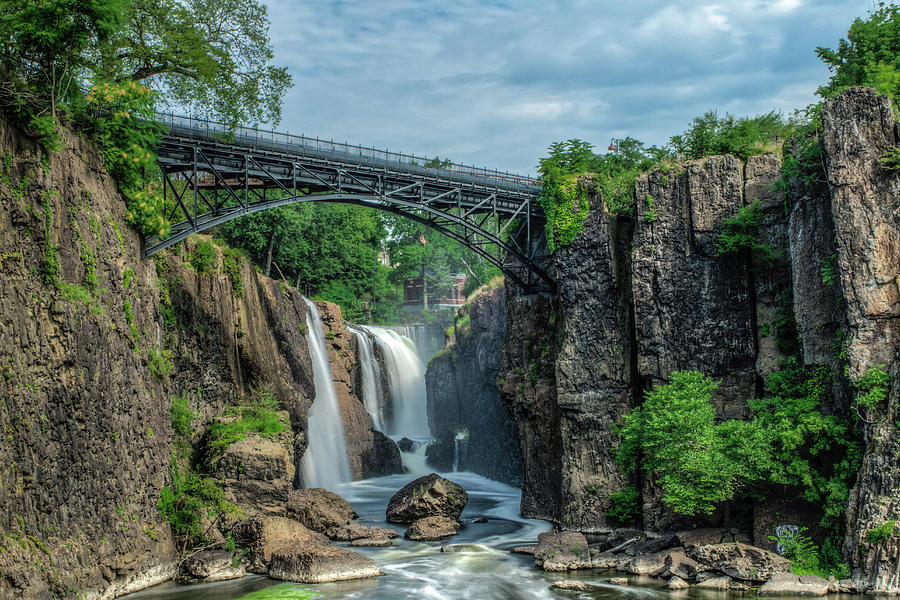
[204, 385, 288, 468]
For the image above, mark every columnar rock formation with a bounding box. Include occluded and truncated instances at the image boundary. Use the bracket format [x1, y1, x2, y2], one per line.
[0, 113, 397, 599]
[495, 88, 900, 583]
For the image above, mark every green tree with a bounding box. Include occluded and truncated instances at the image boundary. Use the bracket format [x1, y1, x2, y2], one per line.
[668, 110, 792, 162]
[0, 0, 124, 135]
[817, 2, 900, 100]
[102, 0, 291, 126]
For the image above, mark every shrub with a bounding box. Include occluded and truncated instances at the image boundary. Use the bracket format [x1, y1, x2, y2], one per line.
[190, 240, 217, 274]
[716, 200, 779, 261]
[204, 386, 287, 468]
[148, 347, 174, 380]
[158, 460, 240, 550]
[866, 520, 897, 545]
[772, 528, 850, 579]
[170, 395, 194, 438]
[606, 487, 641, 524]
[855, 365, 890, 411]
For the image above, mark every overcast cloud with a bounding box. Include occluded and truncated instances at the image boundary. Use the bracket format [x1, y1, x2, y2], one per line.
[263, 0, 872, 175]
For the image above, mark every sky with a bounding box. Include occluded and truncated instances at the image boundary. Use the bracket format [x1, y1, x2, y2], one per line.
[263, 0, 873, 175]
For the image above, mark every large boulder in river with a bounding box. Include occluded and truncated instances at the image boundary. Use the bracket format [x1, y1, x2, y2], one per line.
[386, 473, 468, 523]
[232, 515, 328, 573]
[533, 531, 592, 571]
[689, 542, 790, 582]
[405, 516, 460, 541]
[269, 544, 381, 583]
[287, 488, 398, 541]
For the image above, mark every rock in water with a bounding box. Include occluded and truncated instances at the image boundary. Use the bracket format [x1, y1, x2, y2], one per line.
[288, 488, 398, 542]
[759, 573, 830, 596]
[386, 473, 468, 523]
[689, 542, 790, 582]
[551, 580, 593, 591]
[405, 516, 460, 541]
[667, 575, 690, 590]
[232, 515, 328, 573]
[176, 550, 245, 583]
[533, 531, 592, 571]
[397, 437, 415, 452]
[269, 544, 381, 583]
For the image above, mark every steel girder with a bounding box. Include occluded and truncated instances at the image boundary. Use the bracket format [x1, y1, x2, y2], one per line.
[146, 131, 555, 292]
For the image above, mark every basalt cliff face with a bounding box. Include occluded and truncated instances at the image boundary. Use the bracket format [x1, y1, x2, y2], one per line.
[424, 285, 522, 486]
[0, 115, 393, 599]
[463, 88, 896, 589]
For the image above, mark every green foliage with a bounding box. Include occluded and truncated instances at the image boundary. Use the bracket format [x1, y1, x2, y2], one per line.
[716, 200, 779, 261]
[108, 0, 292, 127]
[221, 246, 245, 298]
[617, 363, 861, 526]
[204, 386, 287, 468]
[855, 365, 890, 411]
[148, 347, 173, 379]
[641, 195, 657, 223]
[189, 239, 217, 274]
[537, 140, 593, 252]
[40, 192, 60, 285]
[616, 371, 756, 515]
[606, 487, 640, 524]
[816, 3, 900, 100]
[668, 110, 793, 161]
[170, 394, 194, 438]
[879, 146, 900, 170]
[772, 528, 850, 579]
[157, 459, 239, 549]
[820, 253, 838, 285]
[865, 520, 897, 545]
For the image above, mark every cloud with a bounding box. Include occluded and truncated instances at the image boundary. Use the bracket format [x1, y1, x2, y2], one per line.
[262, 0, 871, 174]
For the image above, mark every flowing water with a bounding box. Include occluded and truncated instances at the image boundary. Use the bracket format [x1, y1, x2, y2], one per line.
[299, 298, 351, 490]
[363, 326, 430, 438]
[122, 321, 703, 600]
[347, 327, 385, 431]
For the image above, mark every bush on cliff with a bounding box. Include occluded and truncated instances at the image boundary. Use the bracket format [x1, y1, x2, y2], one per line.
[616, 365, 861, 526]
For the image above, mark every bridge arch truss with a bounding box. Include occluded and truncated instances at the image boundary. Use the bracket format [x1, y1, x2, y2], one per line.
[147, 115, 555, 292]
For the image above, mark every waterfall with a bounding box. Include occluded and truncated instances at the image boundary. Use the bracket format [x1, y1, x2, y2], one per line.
[299, 298, 351, 491]
[347, 327, 384, 431]
[365, 326, 430, 438]
[453, 437, 459, 472]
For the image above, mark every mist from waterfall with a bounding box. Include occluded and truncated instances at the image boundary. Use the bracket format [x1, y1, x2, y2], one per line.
[300, 297, 351, 491]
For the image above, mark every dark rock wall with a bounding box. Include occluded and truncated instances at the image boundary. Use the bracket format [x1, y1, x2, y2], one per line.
[425, 286, 522, 486]
[0, 114, 394, 599]
[821, 88, 900, 593]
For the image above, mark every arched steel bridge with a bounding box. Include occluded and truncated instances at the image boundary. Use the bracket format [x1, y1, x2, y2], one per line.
[147, 113, 554, 292]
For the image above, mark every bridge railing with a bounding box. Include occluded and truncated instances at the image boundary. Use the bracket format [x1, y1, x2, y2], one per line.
[154, 112, 541, 189]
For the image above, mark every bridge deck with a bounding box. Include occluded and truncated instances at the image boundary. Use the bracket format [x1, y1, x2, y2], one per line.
[149, 114, 553, 292]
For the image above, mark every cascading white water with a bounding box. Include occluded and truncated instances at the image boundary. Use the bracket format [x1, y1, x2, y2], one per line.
[299, 297, 351, 491]
[365, 326, 430, 438]
[347, 327, 384, 431]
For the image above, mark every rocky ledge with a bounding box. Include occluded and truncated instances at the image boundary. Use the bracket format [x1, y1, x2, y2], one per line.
[524, 528, 865, 596]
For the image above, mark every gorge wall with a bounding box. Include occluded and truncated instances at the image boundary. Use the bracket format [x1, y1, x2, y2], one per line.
[424, 283, 522, 486]
[493, 86, 900, 591]
[0, 114, 396, 599]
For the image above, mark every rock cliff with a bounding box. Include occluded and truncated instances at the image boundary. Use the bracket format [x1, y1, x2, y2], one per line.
[0, 114, 394, 599]
[424, 283, 522, 485]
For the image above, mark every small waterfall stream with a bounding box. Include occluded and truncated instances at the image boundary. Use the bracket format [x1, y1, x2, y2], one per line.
[299, 298, 351, 490]
[363, 326, 430, 439]
[347, 326, 385, 431]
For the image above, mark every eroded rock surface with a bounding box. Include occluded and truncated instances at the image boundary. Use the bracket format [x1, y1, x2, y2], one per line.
[405, 516, 460, 541]
[268, 544, 381, 584]
[386, 473, 468, 523]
